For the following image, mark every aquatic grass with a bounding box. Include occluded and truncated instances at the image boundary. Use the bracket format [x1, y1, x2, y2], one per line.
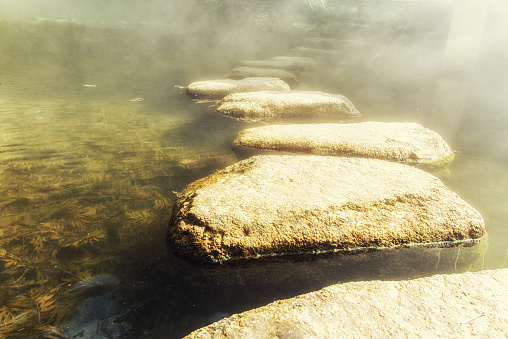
[0, 90, 235, 337]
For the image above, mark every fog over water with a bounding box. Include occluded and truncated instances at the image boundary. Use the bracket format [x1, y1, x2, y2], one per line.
[0, 1, 507, 338]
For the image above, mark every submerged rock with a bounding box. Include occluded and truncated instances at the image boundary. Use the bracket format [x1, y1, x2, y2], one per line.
[233, 122, 454, 167]
[167, 155, 485, 264]
[217, 91, 361, 123]
[225, 67, 299, 88]
[186, 77, 290, 99]
[184, 269, 507, 338]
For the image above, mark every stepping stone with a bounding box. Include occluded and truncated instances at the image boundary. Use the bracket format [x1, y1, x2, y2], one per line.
[234, 56, 316, 74]
[269, 56, 317, 72]
[216, 91, 361, 123]
[303, 37, 368, 50]
[225, 67, 299, 88]
[184, 269, 507, 338]
[186, 77, 290, 99]
[167, 155, 485, 264]
[290, 47, 343, 62]
[233, 60, 299, 71]
[233, 122, 454, 167]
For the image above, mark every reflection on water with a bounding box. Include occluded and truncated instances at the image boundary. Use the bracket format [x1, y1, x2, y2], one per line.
[0, 3, 507, 338]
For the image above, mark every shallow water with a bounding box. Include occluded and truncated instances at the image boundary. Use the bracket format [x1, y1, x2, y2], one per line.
[0, 3, 507, 338]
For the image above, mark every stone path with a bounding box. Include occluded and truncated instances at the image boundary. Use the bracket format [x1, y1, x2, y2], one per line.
[173, 43, 481, 264]
[171, 9, 491, 336]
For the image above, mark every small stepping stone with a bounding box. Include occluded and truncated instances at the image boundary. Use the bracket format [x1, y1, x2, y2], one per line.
[268, 56, 317, 72]
[167, 155, 485, 264]
[186, 77, 290, 100]
[234, 60, 296, 70]
[234, 56, 316, 74]
[290, 47, 343, 61]
[225, 67, 299, 88]
[217, 91, 361, 123]
[233, 122, 454, 167]
[303, 37, 368, 50]
[184, 269, 506, 338]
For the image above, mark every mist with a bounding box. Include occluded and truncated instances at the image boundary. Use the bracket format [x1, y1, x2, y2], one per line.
[0, 1, 507, 338]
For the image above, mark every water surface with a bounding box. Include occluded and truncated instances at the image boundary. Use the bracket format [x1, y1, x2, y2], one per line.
[0, 4, 507, 338]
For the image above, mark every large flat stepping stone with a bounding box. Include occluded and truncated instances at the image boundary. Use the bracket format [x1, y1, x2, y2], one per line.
[225, 67, 299, 88]
[186, 77, 290, 99]
[216, 91, 361, 123]
[233, 122, 454, 167]
[167, 155, 485, 263]
[184, 269, 507, 338]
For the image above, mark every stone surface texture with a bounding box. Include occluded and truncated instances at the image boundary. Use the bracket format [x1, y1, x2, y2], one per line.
[225, 67, 299, 88]
[233, 122, 454, 166]
[186, 77, 290, 99]
[167, 155, 485, 263]
[217, 91, 361, 123]
[184, 269, 508, 338]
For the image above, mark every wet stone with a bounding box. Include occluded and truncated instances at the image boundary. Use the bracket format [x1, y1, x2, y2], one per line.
[184, 269, 507, 338]
[225, 67, 299, 88]
[233, 122, 455, 167]
[216, 91, 361, 123]
[167, 155, 485, 264]
[186, 77, 290, 100]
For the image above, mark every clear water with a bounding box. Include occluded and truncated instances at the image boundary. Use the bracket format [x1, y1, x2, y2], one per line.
[0, 2, 507, 338]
